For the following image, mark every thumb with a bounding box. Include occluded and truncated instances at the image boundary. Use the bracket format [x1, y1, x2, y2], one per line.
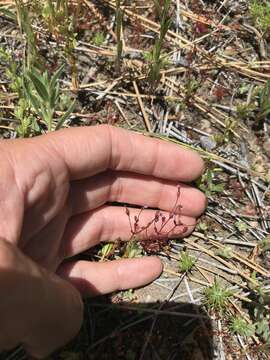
[0, 238, 83, 358]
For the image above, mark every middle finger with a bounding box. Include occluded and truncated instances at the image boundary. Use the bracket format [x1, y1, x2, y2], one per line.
[70, 171, 206, 218]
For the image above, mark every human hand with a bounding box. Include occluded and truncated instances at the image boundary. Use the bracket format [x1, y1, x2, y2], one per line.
[0, 125, 206, 357]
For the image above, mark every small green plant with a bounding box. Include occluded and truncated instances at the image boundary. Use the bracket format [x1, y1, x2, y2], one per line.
[99, 243, 115, 260]
[250, 0, 270, 37]
[42, 0, 69, 36]
[41, 0, 80, 89]
[148, 0, 171, 89]
[259, 235, 270, 252]
[238, 83, 250, 96]
[115, 0, 123, 74]
[179, 250, 195, 273]
[197, 222, 208, 232]
[123, 240, 143, 258]
[236, 103, 256, 120]
[215, 246, 233, 259]
[0, 6, 16, 21]
[119, 288, 136, 301]
[252, 286, 270, 344]
[15, 99, 39, 137]
[257, 80, 270, 121]
[213, 117, 239, 145]
[92, 32, 105, 46]
[196, 168, 225, 197]
[203, 279, 233, 313]
[235, 220, 248, 233]
[15, 0, 39, 68]
[0, 47, 23, 94]
[224, 117, 238, 143]
[256, 318, 270, 343]
[230, 317, 256, 337]
[184, 78, 200, 101]
[23, 65, 75, 131]
[0, 47, 39, 137]
[241, 277, 270, 345]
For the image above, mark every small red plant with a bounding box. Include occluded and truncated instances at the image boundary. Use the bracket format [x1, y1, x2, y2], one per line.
[125, 185, 194, 254]
[213, 85, 228, 100]
[195, 21, 209, 34]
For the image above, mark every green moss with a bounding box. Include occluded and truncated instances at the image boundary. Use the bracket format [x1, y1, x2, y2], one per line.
[250, 0, 270, 36]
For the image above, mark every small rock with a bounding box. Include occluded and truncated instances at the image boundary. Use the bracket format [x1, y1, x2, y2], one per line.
[173, 57, 190, 67]
[126, 51, 143, 60]
[224, 46, 237, 57]
[200, 136, 217, 151]
[239, 159, 249, 168]
[200, 119, 212, 133]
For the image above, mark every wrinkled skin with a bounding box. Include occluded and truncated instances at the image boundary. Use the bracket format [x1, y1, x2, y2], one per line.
[0, 125, 206, 358]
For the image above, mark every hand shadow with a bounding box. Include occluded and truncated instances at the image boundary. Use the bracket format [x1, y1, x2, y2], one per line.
[56, 297, 214, 360]
[0, 297, 214, 360]
[0, 297, 213, 360]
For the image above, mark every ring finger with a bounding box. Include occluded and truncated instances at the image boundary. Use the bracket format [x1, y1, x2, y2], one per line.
[62, 205, 196, 258]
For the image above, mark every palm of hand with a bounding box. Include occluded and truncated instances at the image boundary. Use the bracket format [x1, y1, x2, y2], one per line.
[0, 125, 206, 295]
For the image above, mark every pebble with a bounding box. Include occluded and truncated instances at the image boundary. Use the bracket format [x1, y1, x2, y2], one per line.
[200, 119, 212, 133]
[199, 136, 217, 151]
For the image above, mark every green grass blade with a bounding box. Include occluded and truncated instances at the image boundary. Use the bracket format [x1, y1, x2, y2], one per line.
[55, 99, 76, 130]
[0, 7, 16, 20]
[50, 64, 65, 89]
[27, 69, 49, 102]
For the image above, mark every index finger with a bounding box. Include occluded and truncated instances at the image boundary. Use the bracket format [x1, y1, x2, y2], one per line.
[31, 125, 204, 181]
